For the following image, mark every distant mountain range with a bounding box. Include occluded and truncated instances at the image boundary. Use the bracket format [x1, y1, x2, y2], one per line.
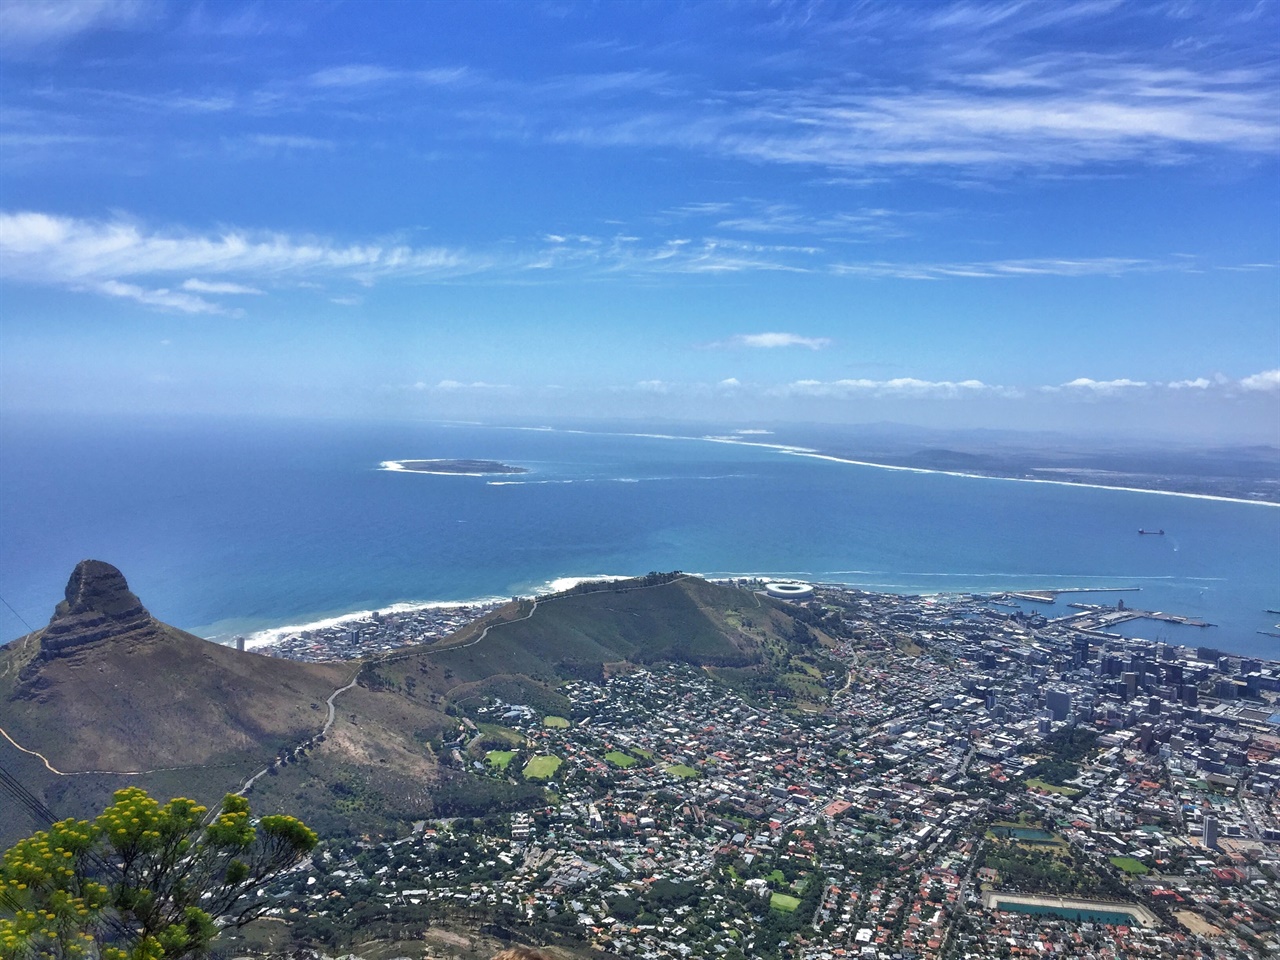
[0, 561, 828, 845]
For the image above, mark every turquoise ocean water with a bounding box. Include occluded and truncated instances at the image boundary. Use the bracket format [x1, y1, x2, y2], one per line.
[1, 414, 1277, 659]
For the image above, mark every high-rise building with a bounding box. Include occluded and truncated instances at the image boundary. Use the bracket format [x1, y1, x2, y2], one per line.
[1046, 689, 1072, 722]
[1072, 637, 1091, 668]
[1122, 672, 1138, 700]
[1203, 816, 1220, 850]
[1215, 678, 1240, 701]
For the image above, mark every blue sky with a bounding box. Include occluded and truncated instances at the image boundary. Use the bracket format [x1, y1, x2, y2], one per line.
[1, 0, 1277, 440]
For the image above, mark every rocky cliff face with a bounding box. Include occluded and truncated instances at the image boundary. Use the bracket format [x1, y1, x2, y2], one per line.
[36, 559, 161, 658]
[0, 561, 351, 798]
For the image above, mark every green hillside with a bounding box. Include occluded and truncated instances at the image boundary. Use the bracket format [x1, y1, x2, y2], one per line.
[0, 566, 840, 844]
[371, 574, 838, 719]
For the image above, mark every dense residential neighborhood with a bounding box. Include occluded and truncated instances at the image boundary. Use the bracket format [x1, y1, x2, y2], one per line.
[248, 584, 1280, 958]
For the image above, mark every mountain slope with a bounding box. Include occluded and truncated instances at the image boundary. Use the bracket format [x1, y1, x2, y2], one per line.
[1, 565, 836, 844]
[242, 575, 839, 836]
[0, 560, 351, 772]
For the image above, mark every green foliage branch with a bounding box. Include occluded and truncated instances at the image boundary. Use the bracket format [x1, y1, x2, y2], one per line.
[1, 787, 317, 960]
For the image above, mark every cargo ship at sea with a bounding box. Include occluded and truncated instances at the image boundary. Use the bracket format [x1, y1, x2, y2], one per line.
[1137, 529, 1165, 535]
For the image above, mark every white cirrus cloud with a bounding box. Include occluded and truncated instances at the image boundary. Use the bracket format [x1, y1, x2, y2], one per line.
[238, 134, 335, 152]
[547, 56, 1279, 174]
[1239, 369, 1280, 392]
[831, 257, 1167, 280]
[0, 211, 478, 301]
[1167, 377, 1211, 389]
[97, 280, 229, 315]
[0, 212, 825, 308]
[0, 0, 150, 48]
[308, 64, 469, 89]
[181, 278, 263, 295]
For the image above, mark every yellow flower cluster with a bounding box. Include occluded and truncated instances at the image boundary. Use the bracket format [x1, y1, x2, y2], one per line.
[204, 794, 255, 849]
[0, 819, 109, 958]
[94, 789, 200, 854]
[2, 788, 315, 960]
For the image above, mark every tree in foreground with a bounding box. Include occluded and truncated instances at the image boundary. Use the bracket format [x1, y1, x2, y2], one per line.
[1, 787, 317, 960]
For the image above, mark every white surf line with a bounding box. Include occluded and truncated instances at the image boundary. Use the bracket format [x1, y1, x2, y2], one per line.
[236, 597, 508, 651]
[471, 422, 1280, 506]
[380, 461, 492, 477]
[773, 447, 1280, 507]
[581, 424, 1280, 506]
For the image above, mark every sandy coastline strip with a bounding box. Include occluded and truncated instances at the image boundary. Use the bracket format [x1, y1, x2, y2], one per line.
[237, 597, 507, 650]
[500, 424, 1277, 506]
[229, 574, 635, 650]
[390, 424, 1275, 505]
[780, 448, 1278, 507]
[983, 890, 1158, 928]
[220, 568, 1223, 656]
[626, 429, 1278, 507]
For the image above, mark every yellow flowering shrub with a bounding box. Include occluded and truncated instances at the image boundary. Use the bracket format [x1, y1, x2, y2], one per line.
[0, 789, 315, 960]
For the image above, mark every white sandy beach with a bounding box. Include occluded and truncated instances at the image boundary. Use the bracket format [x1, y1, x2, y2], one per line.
[387, 423, 1274, 505]
[234, 574, 639, 650]
[380, 459, 503, 478]
[694, 433, 1279, 508]
[239, 597, 507, 650]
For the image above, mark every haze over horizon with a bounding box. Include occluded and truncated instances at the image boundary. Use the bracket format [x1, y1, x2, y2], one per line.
[1, 0, 1277, 442]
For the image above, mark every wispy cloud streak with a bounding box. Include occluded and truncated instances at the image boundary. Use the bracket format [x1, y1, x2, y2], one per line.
[544, 55, 1278, 173]
[0, 211, 477, 287]
[0, 0, 151, 49]
[831, 257, 1171, 279]
[0, 210, 1257, 315]
[97, 279, 228, 315]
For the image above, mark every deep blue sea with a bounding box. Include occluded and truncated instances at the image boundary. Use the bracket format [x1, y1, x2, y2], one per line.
[2, 414, 1277, 659]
